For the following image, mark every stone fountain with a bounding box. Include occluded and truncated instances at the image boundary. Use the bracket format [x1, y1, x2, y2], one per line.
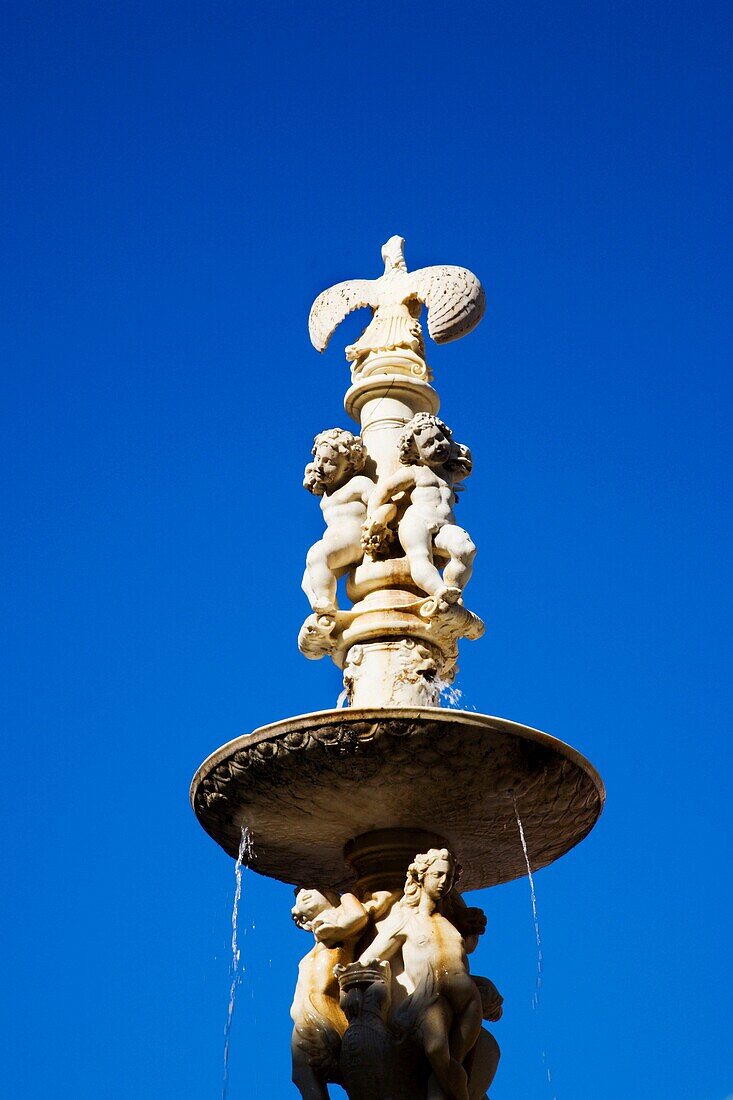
[191, 236, 604, 1099]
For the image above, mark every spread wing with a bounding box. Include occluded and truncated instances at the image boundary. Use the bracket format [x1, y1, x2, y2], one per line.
[408, 265, 486, 344]
[308, 278, 377, 352]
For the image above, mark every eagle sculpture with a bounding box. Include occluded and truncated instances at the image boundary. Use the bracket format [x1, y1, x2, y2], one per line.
[308, 236, 486, 364]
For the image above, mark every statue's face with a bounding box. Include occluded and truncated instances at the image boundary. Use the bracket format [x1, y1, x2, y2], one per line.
[414, 423, 451, 466]
[312, 442, 348, 485]
[422, 857, 453, 901]
[292, 888, 332, 924]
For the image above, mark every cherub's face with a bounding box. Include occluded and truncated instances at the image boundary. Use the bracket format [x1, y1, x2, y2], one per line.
[421, 858, 454, 901]
[414, 424, 451, 466]
[292, 888, 332, 926]
[312, 443, 349, 485]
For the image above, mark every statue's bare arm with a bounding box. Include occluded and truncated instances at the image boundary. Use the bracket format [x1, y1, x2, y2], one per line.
[367, 468, 415, 513]
[363, 889, 400, 919]
[312, 893, 369, 947]
[444, 891, 486, 954]
[354, 475, 377, 505]
[358, 912, 407, 965]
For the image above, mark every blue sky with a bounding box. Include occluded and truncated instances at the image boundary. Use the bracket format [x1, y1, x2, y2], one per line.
[1, 2, 731, 1097]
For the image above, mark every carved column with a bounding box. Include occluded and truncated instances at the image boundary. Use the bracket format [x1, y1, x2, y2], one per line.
[344, 351, 439, 475]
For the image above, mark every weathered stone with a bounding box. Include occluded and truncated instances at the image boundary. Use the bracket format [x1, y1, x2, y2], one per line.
[190, 707, 604, 892]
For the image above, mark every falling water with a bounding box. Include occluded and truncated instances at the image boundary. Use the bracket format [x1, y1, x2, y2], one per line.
[512, 795, 543, 1007]
[222, 826, 254, 1100]
[512, 796, 557, 1099]
[437, 680, 463, 708]
[336, 687, 349, 708]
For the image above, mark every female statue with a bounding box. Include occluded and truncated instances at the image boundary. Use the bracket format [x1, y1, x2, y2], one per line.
[358, 849, 483, 1100]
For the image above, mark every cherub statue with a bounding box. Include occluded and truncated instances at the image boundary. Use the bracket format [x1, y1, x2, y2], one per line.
[358, 848, 483, 1100]
[361, 414, 476, 607]
[290, 886, 396, 1100]
[302, 429, 375, 615]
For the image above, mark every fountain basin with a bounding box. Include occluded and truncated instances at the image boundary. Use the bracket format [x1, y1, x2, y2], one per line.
[190, 707, 604, 892]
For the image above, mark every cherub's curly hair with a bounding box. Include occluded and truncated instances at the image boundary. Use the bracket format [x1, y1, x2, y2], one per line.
[398, 413, 452, 466]
[312, 428, 366, 471]
[401, 848, 460, 908]
[303, 428, 366, 495]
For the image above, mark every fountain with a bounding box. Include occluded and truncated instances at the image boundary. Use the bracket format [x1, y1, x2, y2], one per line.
[191, 235, 605, 1098]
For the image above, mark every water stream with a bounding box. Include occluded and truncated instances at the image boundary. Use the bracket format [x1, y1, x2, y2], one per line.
[513, 796, 557, 1098]
[512, 796, 543, 1008]
[437, 680, 463, 707]
[222, 826, 254, 1100]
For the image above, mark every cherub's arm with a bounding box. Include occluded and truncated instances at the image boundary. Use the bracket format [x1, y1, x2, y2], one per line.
[328, 474, 373, 507]
[363, 889, 400, 921]
[444, 891, 487, 954]
[312, 893, 369, 947]
[364, 501, 397, 534]
[472, 975, 503, 1022]
[352, 474, 376, 505]
[367, 467, 417, 513]
[358, 908, 408, 965]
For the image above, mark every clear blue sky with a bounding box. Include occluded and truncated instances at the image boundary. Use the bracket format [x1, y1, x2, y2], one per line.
[2, 2, 730, 1097]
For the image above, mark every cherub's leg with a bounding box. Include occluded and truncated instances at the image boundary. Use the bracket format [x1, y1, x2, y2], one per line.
[304, 532, 361, 613]
[303, 538, 338, 613]
[434, 524, 476, 593]
[301, 567, 317, 609]
[450, 990, 483, 1065]
[464, 1029, 500, 1100]
[422, 1002, 470, 1100]
[398, 512, 446, 598]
